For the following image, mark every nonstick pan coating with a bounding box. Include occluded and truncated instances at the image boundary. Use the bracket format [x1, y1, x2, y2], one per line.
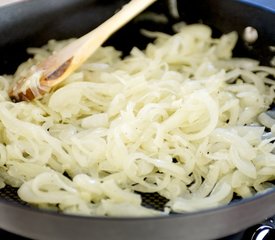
[0, 0, 275, 239]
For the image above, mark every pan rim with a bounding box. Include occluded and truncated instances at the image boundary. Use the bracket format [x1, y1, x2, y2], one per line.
[238, 0, 275, 13]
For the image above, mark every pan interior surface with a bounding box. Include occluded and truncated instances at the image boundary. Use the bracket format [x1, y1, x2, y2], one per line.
[0, 0, 274, 240]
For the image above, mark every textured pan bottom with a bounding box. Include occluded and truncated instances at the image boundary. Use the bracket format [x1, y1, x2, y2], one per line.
[0, 185, 169, 212]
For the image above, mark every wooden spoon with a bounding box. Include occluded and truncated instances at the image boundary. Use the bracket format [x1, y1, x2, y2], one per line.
[9, 0, 157, 102]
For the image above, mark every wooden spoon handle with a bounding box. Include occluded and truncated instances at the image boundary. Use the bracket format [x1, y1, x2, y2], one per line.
[9, 0, 157, 102]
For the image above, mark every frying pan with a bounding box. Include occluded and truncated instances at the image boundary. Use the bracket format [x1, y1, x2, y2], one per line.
[0, 0, 275, 239]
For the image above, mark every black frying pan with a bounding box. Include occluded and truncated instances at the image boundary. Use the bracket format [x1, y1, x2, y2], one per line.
[0, 0, 275, 239]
